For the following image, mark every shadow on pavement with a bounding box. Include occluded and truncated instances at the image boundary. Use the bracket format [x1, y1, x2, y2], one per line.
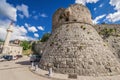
[15, 60, 31, 65]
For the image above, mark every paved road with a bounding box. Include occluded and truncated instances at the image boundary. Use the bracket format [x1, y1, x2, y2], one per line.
[0, 56, 49, 80]
[1, 56, 120, 80]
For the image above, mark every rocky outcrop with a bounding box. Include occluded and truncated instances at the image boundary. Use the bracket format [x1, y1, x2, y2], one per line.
[39, 4, 120, 76]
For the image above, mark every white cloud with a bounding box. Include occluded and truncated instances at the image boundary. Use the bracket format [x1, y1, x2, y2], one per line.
[18, 14, 24, 19]
[11, 35, 37, 41]
[11, 25, 27, 39]
[0, 19, 36, 41]
[38, 26, 44, 31]
[9, 24, 29, 40]
[25, 23, 29, 28]
[99, 4, 104, 7]
[34, 33, 39, 38]
[33, 15, 38, 20]
[106, 11, 120, 22]
[16, 4, 29, 18]
[106, 0, 120, 22]
[25, 23, 44, 32]
[75, 0, 99, 5]
[39, 13, 48, 18]
[32, 13, 47, 20]
[0, 19, 11, 40]
[0, 19, 11, 29]
[0, 27, 7, 41]
[93, 14, 106, 24]
[109, 0, 120, 11]
[28, 26, 38, 33]
[94, 8, 96, 11]
[18, 26, 27, 33]
[0, 0, 17, 21]
[25, 23, 39, 32]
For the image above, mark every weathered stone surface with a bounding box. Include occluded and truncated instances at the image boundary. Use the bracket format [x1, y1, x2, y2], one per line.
[94, 24, 120, 62]
[68, 74, 77, 79]
[52, 4, 92, 32]
[39, 4, 120, 76]
[32, 42, 46, 55]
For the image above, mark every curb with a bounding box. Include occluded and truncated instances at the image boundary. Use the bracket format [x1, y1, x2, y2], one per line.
[28, 67, 68, 80]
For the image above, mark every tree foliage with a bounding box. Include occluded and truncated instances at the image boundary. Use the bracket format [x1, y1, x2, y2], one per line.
[20, 41, 31, 50]
[99, 28, 115, 38]
[31, 42, 37, 53]
[0, 39, 4, 42]
[40, 33, 51, 42]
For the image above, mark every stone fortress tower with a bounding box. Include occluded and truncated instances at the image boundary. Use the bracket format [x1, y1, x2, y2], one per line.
[39, 4, 120, 76]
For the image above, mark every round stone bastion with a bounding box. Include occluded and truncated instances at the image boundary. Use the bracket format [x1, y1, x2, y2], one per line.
[39, 4, 120, 76]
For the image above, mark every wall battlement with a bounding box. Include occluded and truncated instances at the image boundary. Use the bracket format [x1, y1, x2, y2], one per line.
[52, 4, 92, 32]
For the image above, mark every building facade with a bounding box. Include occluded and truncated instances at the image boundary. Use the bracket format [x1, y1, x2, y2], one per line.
[2, 44, 23, 56]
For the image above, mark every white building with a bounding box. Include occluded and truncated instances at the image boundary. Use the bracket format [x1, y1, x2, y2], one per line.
[1, 22, 23, 56]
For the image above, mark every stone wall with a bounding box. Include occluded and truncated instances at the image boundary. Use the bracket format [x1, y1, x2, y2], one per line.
[35, 25, 120, 63]
[40, 22, 120, 76]
[94, 24, 120, 62]
[52, 4, 92, 33]
[39, 4, 120, 76]
[32, 42, 46, 55]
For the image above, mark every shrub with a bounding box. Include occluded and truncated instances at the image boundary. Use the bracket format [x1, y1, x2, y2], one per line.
[99, 28, 114, 38]
[20, 41, 31, 50]
[40, 33, 51, 42]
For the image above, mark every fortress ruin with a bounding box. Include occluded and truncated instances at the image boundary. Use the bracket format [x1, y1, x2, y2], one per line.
[39, 4, 120, 76]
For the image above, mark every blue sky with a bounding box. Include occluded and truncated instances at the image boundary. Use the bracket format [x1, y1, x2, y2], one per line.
[0, 0, 120, 41]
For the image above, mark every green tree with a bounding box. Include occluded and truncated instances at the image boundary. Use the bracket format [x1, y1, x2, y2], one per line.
[31, 42, 37, 53]
[0, 39, 4, 42]
[40, 33, 51, 42]
[20, 41, 31, 50]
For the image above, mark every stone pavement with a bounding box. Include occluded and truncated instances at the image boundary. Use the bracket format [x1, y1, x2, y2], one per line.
[0, 56, 50, 80]
[29, 67, 120, 80]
